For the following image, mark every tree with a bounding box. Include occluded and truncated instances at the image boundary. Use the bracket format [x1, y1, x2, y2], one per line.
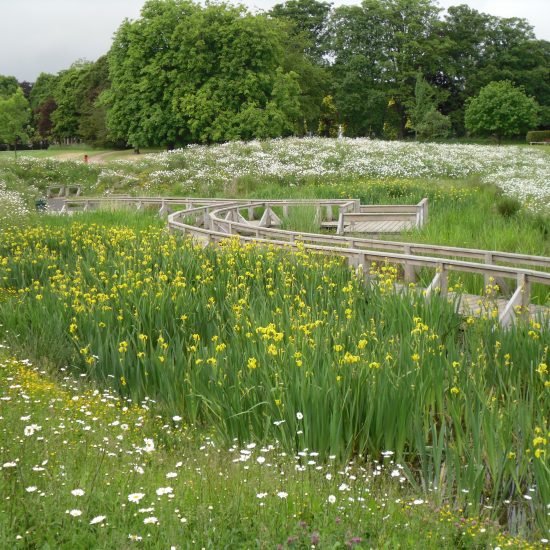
[0, 89, 31, 157]
[408, 74, 450, 140]
[465, 81, 539, 142]
[329, 0, 442, 137]
[0, 75, 19, 99]
[440, 6, 549, 134]
[269, 0, 332, 63]
[76, 56, 112, 147]
[105, 0, 306, 147]
[51, 61, 92, 142]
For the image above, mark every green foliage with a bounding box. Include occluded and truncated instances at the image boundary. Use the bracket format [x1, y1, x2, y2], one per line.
[441, 6, 548, 135]
[526, 130, 550, 143]
[0, 89, 31, 157]
[51, 61, 93, 140]
[330, 0, 442, 138]
[269, 0, 332, 63]
[465, 81, 540, 142]
[496, 195, 522, 218]
[317, 95, 338, 136]
[0, 75, 19, 99]
[76, 56, 112, 147]
[408, 75, 451, 140]
[105, 0, 305, 147]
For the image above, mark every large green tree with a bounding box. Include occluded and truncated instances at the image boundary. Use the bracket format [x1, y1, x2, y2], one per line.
[51, 61, 92, 141]
[465, 80, 539, 142]
[269, 0, 332, 63]
[329, 0, 442, 138]
[0, 75, 19, 99]
[29, 73, 59, 142]
[440, 6, 549, 133]
[76, 56, 112, 147]
[0, 88, 31, 157]
[105, 0, 306, 148]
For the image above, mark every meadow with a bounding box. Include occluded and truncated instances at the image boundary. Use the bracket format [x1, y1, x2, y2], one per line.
[0, 138, 549, 547]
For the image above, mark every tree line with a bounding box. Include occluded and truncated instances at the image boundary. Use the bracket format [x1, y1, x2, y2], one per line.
[1, 0, 548, 151]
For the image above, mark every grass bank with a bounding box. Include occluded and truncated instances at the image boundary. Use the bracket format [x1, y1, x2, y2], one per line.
[0, 354, 543, 549]
[0, 214, 548, 538]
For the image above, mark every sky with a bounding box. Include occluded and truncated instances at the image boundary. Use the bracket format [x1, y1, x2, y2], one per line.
[0, 0, 548, 82]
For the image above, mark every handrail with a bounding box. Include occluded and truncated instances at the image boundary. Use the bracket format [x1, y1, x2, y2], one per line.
[54, 195, 549, 326]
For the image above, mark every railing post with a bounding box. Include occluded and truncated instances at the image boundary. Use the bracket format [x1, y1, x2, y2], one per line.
[483, 252, 493, 290]
[439, 263, 448, 297]
[422, 199, 428, 225]
[248, 206, 255, 220]
[403, 245, 417, 283]
[337, 213, 344, 235]
[517, 273, 531, 314]
[326, 204, 333, 222]
[283, 204, 289, 218]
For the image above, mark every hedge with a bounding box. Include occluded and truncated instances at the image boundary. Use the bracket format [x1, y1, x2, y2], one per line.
[526, 130, 550, 142]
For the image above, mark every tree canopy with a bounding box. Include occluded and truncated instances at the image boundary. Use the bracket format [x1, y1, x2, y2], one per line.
[465, 81, 539, 142]
[0, 0, 548, 148]
[0, 88, 31, 157]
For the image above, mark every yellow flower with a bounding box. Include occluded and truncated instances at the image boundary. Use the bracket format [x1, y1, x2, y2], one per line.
[411, 353, 420, 362]
[536, 362, 548, 376]
[333, 344, 343, 352]
[450, 387, 460, 395]
[342, 352, 360, 364]
[247, 357, 258, 370]
[369, 362, 380, 370]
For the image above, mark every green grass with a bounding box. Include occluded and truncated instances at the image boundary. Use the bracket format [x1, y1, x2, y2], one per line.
[0, 139, 548, 543]
[0, 146, 163, 160]
[0, 354, 541, 549]
[0, 214, 548, 540]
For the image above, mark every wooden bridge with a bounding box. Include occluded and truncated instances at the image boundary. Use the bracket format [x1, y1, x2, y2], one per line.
[49, 195, 550, 328]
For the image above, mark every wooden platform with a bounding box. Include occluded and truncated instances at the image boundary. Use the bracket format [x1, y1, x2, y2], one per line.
[321, 220, 414, 233]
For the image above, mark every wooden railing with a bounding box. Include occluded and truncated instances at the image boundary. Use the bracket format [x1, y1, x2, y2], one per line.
[55, 196, 549, 327]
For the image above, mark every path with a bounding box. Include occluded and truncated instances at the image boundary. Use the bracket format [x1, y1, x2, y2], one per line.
[49, 195, 550, 328]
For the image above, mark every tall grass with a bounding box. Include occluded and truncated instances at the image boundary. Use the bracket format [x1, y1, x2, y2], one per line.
[0, 215, 548, 534]
[280, 204, 321, 234]
[2, 354, 535, 548]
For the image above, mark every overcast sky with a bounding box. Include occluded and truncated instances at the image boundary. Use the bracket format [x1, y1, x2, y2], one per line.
[0, 0, 548, 82]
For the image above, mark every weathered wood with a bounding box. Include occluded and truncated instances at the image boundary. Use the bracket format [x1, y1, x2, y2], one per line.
[54, 195, 549, 327]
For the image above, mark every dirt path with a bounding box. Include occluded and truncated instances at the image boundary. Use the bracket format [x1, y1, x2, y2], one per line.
[52, 151, 144, 163]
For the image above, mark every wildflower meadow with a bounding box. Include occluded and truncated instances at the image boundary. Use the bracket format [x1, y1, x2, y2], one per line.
[0, 139, 549, 547]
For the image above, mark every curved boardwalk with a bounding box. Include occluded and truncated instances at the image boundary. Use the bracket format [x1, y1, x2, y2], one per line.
[49, 193, 550, 327]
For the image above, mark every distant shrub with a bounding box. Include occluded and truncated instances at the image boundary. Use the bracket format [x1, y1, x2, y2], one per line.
[526, 130, 550, 143]
[496, 196, 521, 218]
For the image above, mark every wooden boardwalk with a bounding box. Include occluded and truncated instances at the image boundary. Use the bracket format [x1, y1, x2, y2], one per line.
[50, 193, 550, 327]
